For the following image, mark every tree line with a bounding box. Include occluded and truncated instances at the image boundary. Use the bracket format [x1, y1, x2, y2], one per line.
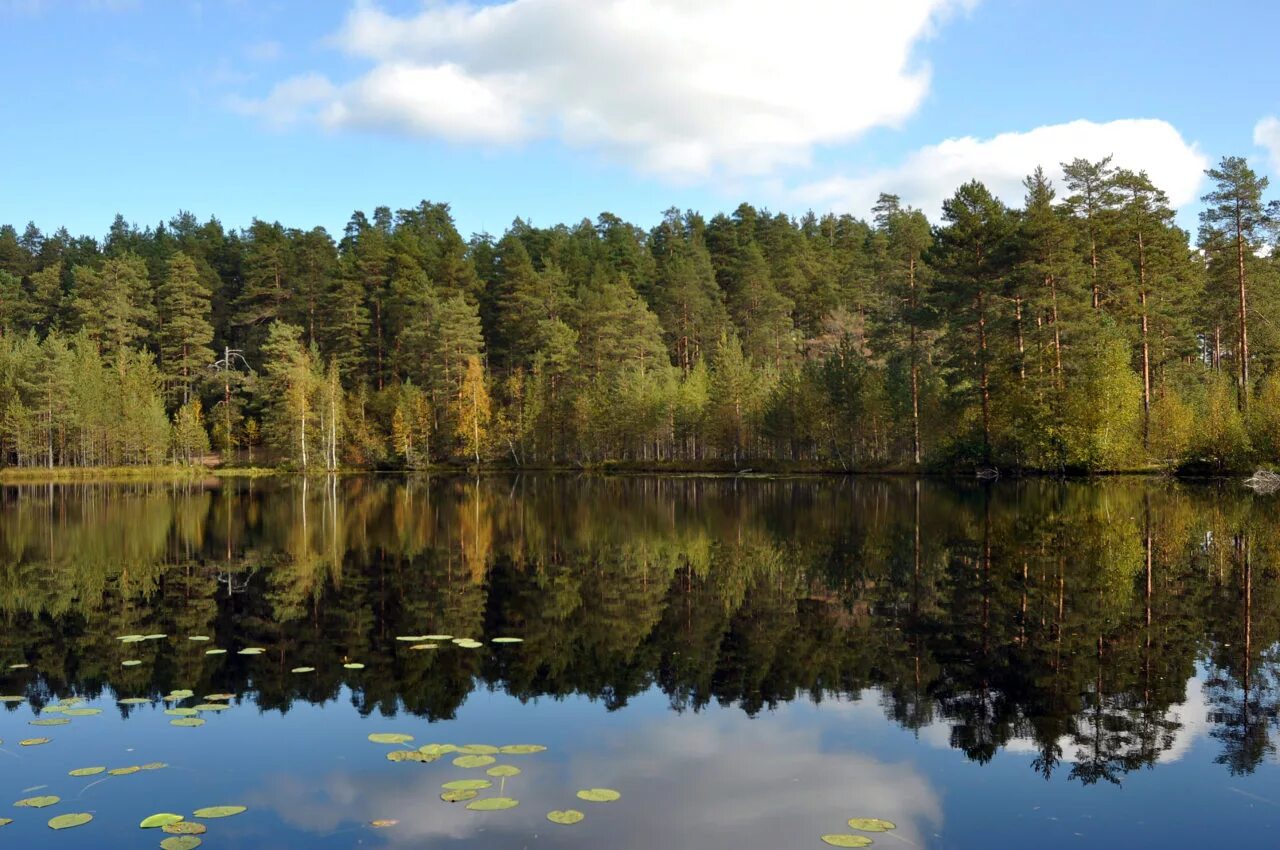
[1, 154, 1278, 471]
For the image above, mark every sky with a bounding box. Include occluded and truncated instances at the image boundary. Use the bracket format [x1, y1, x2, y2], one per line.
[2, 0, 1279, 241]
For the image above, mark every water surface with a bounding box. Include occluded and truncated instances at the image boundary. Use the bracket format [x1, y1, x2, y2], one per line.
[1, 475, 1278, 848]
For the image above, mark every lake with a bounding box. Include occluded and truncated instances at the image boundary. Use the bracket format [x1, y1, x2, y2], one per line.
[1, 475, 1279, 848]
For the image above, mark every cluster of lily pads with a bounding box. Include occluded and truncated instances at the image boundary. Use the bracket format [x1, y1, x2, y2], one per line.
[104, 631, 524, 669]
[368, 733, 618, 827]
[820, 818, 898, 847]
[138, 805, 247, 849]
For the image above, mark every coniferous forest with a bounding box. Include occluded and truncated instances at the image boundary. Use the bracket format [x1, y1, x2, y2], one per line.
[1, 155, 1278, 473]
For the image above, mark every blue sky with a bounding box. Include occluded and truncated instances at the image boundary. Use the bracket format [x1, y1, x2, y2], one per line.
[2, 0, 1278, 241]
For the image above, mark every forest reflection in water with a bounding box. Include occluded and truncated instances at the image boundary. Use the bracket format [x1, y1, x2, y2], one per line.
[0, 473, 1276, 788]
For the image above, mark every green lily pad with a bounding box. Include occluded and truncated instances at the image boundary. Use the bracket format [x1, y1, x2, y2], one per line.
[69, 767, 106, 777]
[458, 744, 499, 755]
[396, 636, 429, 642]
[48, 813, 92, 830]
[204, 649, 227, 656]
[466, 797, 519, 811]
[168, 690, 195, 699]
[204, 694, 234, 701]
[29, 718, 70, 727]
[291, 667, 315, 673]
[118, 697, 149, 705]
[0, 817, 10, 826]
[410, 644, 438, 650]
[440, 789, 478, 803]
[170, 718, 205, 727]
[9, 663, 30, 669]
[368, 733, 414, 745]
[165, 708, 199, 716]
[386, 750, 428, 763]
[237, 648, 265, 656]
[491, 637, 524, 644]
[194, 704, 230, 712]
[141, 813, 185, 828]
[15, 795, 60, 808]
[486, 765, 521, 777]
[108, 766, 140, 776]
[122, 660, 142, 667]
[418, 744, 459, 756]
[455, 640, 483, 649]
[163, 821, 206, 835]
[453, 754, 496, 768]
[57, 697, 87, 706]
[192, 805, 246, 819]
[64, 708, 102, 717]
[423, 634, 453, 641]
[187, 635, 210, 642]
[442, 779, 492, 791]
[0, 696, 25, 703]
[117, 634, 145, 642]
[821, 836, 873, 848]
[140, 762, 169, 771]
[343, 663, 365, 670]
[160, 837, 202, 850]
[19, 737, 50, 746]
[144, 634, 167, 641]
[576, 788, 621, 802]
[847, 818, 896, 832]
[498, 744, 546, 754]
[547, 809, 585, 825]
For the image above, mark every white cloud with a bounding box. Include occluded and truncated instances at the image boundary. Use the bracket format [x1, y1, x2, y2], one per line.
[797, 118, 1208, 217]
[238, 0, 974, 177]
[230, 73, 337, 129]
[1254, 116, 1280, 173]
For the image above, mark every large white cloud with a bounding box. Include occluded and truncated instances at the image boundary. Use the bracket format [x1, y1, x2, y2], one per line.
[237, 0, 974, 178]
[797, 118, 1208, 217]
[1254, 116, 1280, 173]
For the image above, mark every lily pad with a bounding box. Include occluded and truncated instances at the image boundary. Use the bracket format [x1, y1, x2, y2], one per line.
[237, 648, 265, 656]
[170, 718, 205, 727]
[122, 660, 142, 667]
[192, 805, 246, 819]
[168, 690, 195, 699]
[194, 704, 230, 712]
[19, 737, 51, 746]
[455, 640, 483, 649]
[160, 837, 202, 850]
[491, 637, 524, 644]
[108, 766, 141, 776]
[141, 762, 169, 771]
[576, 788, 621, 803]
[442, 779, 492, 791]
[64, 708, 102, 717]
[453, 754, 496, 768]
[29, 718, 70, 727]
[69, 767, 106, 777]
[15, 795, 60, 808]
[440, 789, 478, 803]
[118, 697, 150, 705]
[203, 694, 234, 701]
[0, 817, 10, 826]
[165, 708, 199, 716]
[547, 809, 585, 825]
[395, 636, 429, 642]
[486, 765, 521, 777]
[117, 634, 145, 642]
[410, 644, 438, 650]
[847, 818, 896, 832]
[466, 797, 519, 812]
[821, 836, 873, 848]
[187, 635, 210, 642]
[141, 813, 185, 829]
[144, 634, 168, 640]
[9, 663, 30, 669]
[162, 822, 206, 835]
[48, 813, 92, 830]
[386, 750, 428, 763]
[291, 667, 315, 674]
[423, 634, 453, 641]
[418, 744, 459, 756]
[458, 744, 499, 755]
[0, 696, 25, 703]
[368, 733, 414, 745]
[498, 744, 546, 754]
[343, 663, 365, 670]
[370, 819, 399, 828]
[204, 649, 227, 656]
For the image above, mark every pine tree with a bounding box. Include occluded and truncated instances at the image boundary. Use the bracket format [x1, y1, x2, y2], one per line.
[156, 251, 214, 406]
[70, 253, 155, 358]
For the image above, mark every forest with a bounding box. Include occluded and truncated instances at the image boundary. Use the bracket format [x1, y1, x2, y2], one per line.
[1, 154, 1278, 473]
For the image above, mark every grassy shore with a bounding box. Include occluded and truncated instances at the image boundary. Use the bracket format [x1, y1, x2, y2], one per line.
[0, 465, 279, 484]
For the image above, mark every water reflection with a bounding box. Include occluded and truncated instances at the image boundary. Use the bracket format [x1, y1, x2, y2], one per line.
[0, 475, 1278, 785]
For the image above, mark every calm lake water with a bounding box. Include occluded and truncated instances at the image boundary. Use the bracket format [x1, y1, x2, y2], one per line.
[2, 475, 1279, 848]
